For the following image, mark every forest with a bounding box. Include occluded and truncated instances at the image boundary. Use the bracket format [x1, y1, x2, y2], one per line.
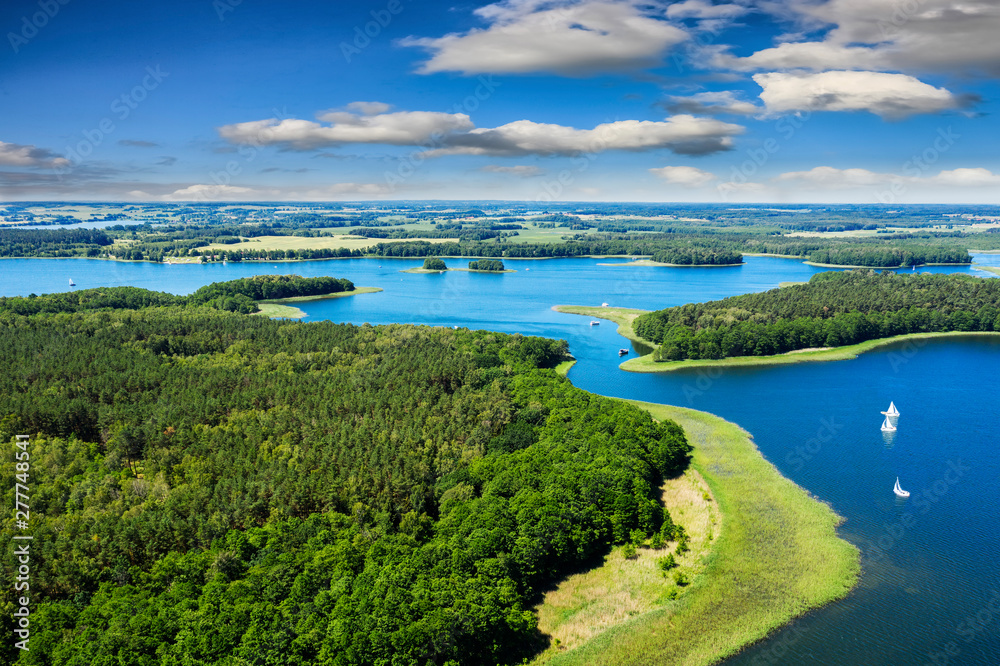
[0, 292, 691, 665]
[633, 271, 1000, 361]
[468, 259, 506, 272]
[650, 247, 743, 265]
[0, 275, 354, 317]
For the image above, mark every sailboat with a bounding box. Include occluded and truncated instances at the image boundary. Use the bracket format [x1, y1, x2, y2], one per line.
[68, 278, 75, 287]
[893, 477, 910, 498]
[880, 415, 896, 432]
[881, 401, 900, 417]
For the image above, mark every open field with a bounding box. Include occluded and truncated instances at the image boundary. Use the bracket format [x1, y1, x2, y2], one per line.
[532, 468, 718, 662]
[975, 265, 1000, 276]
[533, 401, 859, 666]
[622, 331, 1000, 373]
[204, 234, 459, 253]
[552, 305, 650, 346]
[254, 286, 382, 318]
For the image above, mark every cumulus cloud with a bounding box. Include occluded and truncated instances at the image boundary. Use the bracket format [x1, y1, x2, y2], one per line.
[660, 90, 761, 116]
[218, 109, 474, 150]
[720, 0, 1000, 76]
[428, 115, 744, 157]
[776, 166, 893, 187]
[775, 166, 1000, 190]
[401, 0, 688, 75]
[927, 168, 1000, 186]
[666, 0, 748, 20]
[650, 165, 716, 186]
[221, 107, 744, 157]
[480, 165, 544, 176]
[163, 184, 258, 201]
[754, 71, 960, 118]
[0, 141, 70, 169]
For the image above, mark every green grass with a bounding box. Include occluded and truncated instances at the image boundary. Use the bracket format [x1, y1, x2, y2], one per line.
[204, 235, 459, 253]
[621, 331, 1000, 374]
[779, 281, 808, 288]
[536, 401, 859, 666]
[554, 358, 576, 377]
[254, 287, 382, 318]
[552, 305, 651, 346]
[975, 265, 1000, 276]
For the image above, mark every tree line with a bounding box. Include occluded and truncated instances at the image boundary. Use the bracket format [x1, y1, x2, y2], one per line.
[634, 270, 1000, 361]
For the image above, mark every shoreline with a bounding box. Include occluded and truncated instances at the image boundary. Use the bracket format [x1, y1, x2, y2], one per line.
[401, 267, 515, 274]
[551, 305, 651, 347]
[536, 399, 859, 665]
[803, 260, 973, 269]
[596, 259, 745, 268]
[255, 286, 382, 318]
[621, 331, 1000, 373]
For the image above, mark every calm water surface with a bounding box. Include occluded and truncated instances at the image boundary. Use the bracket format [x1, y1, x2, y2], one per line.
[1, 255, 997, 665]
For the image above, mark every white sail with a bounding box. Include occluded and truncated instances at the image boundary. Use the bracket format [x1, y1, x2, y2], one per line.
[68, 278, 75, 286]
[881, 401, 900, 416]
[880, 416, 896, 432]
[894, 477, 910, 498]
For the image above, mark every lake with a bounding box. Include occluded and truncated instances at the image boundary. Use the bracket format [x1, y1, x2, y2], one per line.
[1, 255, 998, 665]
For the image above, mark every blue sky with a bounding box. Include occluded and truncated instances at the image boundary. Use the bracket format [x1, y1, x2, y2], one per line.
[2, 0, 999, 203]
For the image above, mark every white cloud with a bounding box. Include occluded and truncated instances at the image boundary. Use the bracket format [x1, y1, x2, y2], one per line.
[221, 108, 744, 157]
[401, 0, 688, 75]
[661, 90, 762, 116]
[0, 141, 70, 168]
[650, 165, 716, 186]
[430, 115, 744, 157]
[218, 110, 474, 150]
[721, 0, 1000, 76]
[163, 184, 258, 201]
[776, 166, 893, 187]
[754, 71, 959, 118]
[927, 168, 1000, 187]
[343, 101, 392, 115]
[666, 0, 748, 21]
[480, 165, 544, 176]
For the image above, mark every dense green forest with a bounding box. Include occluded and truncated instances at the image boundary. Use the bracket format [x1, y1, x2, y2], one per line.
[422, 256, 447, 270]
[0, 228, 113, 257]
[633, 271, 1000, 361]
[468, 259, 506, 272]
[0, 296, 691, 664]
[0, 275, 353, 317]
[650, 247, 743, 265]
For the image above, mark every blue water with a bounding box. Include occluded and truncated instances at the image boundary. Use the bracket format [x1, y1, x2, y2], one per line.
[1, 255, 998, 665]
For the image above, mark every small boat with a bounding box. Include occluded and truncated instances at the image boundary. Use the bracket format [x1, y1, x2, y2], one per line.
[893, 477, 910, 498]
[601, 302, 609, 307]
[618, 348, 629, 356]
[880, 415, 896, 432]
[68, 278, 76, 287]
[525, 268, 530, 271]
[881, 401, 900, 417]
[590, 321, 600, 326]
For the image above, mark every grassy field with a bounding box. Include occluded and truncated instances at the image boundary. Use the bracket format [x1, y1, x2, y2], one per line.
[254, 286, 382, 318]
[622, 331, 1000, 373]
[532, 467, 718, 662]
[975, 265, 1000, 276]
[204, 235, 459, 253]
[779, 281, 808, 288]
[552, 305, 651, 346]
[534, 401, 859, 666]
